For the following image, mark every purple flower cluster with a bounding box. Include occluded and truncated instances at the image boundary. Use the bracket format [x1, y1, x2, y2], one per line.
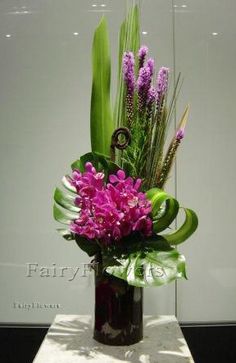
[147, 86, 157, 105]
[157, 67, 169, 104]
[137, 58, 155, 112]
[137, 58, 154, 93]
[122, 52, 135, 94]
[138, 45, 148, 68]
[122, 46, 170, 115]
[176, 128, 185, 140]
[70, 162, 153, 245]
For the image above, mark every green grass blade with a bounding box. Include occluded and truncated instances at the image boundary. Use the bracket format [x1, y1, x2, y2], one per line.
[114, 4, 140, 129]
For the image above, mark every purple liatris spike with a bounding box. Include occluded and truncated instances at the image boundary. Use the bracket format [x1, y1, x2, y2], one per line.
[146, 58, 155, 78]
[122, 52, 135, 127]
[176, 128, 185, 140]
[122, 52, 135, 94]
[156, 67, 169, 104]
[137, 58, 155, 113]
[137, 58, 155, 93]
[147, 86, 157, 105]
[138, 45, 148, 68]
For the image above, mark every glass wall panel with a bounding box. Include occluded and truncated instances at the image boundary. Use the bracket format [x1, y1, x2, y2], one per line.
[174, 0, 236, 322]
[0, 0, 175, 324]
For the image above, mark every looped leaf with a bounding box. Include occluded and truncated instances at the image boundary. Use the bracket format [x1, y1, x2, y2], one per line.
[146, 188, 198, 245]
[162, 207, 198, 245]
[146, 188, 179, 233]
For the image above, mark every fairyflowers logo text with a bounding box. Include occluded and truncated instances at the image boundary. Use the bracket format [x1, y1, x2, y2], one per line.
[25, 262, 166, 282]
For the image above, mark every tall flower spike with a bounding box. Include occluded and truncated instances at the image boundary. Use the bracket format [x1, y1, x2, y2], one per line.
[122, 52, 135, 93]
[156, 66, 169, 105]
[122, 52, 135, 127]
[138, 45, 148, 69]
[137, 58, 155, 113]
[147, 86, 157, 106]
[156, 105, 189, 188]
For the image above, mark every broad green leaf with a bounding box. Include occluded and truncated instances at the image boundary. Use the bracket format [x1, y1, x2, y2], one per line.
[90, 17, 113, 157]
[54, 188, 79, 212]
[162, 208, 198, 245]
[71, 159, 83, 171]
[106, 248, 186, 287]
[53, 204, 78, 225]
[71, 152, 120, 180]
[62, 175, 76, 194]
[75, 234, 100, 257]
[56, 228, 74, 241]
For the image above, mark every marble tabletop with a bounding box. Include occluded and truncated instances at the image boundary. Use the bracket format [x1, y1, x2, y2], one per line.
[33, 315, 194, 363]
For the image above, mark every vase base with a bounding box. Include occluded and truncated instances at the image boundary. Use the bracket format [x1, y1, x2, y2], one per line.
[93, 329, 143, 346]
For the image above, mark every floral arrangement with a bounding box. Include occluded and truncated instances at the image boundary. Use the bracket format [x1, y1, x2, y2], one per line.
[53, 5, 198, 287]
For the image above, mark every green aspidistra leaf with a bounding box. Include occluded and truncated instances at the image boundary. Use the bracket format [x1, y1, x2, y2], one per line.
[162, 208, 198, 245]
[90, 17, 113, 157]
[146, 188, 179, 233]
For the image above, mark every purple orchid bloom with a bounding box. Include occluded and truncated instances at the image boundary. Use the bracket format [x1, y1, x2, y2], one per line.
[69, 162, 153, 244]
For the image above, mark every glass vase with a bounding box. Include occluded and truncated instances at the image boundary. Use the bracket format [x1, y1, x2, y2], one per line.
[93, 252, 143, 346]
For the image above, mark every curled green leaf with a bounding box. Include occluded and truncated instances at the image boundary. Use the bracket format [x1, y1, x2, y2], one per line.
[162, 207, 198, 245]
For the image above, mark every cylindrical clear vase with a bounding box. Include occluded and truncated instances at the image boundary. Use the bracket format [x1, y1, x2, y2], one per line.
[93, 253, 143, 346]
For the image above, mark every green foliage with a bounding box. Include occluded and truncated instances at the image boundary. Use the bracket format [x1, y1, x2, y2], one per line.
[53, 203, 78, 226]
[162, 207, 198, 245]
[90, 17, 113, 157]
[104, 236, 187, 287]
[56, 228, 75, 241]
[54, 187, 79, 212]
[75, 235, 100, 257]
[52, 5, 198, 288]
[146, 188, 198, 245]
[71, 152, 120, 181]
